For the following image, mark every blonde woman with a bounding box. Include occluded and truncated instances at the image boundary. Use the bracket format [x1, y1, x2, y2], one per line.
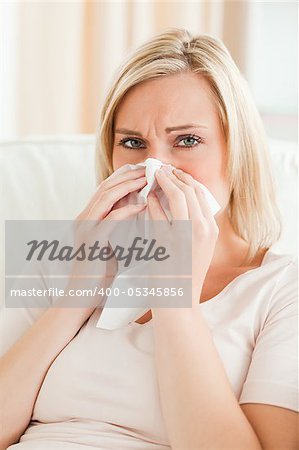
[0, 28, 297, 450]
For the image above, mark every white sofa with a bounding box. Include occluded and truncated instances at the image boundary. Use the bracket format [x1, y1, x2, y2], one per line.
[0, 135, 297, 308]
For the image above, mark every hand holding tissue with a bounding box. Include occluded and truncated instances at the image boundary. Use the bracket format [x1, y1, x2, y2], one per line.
[96, 158, 221, 330]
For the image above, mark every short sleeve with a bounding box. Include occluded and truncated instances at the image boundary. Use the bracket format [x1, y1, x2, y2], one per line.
[239, 257, 298, 412]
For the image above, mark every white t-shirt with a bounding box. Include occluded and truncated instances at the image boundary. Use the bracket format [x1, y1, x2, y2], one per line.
[1, 248, 298, 450]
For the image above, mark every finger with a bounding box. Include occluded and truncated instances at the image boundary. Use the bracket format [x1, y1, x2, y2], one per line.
[87, 177, 147, 220]
[155, 169, 188, 220]
[147, 192, 168, 221]
[75, 202, 145, 251]
[98, 203, 147, 241]
[79, 167, 146, 218]
[194, 185, 216, 221]
[165, 169, 205, 222]
[99, 167, 146, 191]
[173, 169, 214, 221]
[104, 202, 147, 221]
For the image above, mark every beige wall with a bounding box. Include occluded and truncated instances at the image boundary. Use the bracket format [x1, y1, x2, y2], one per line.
[0, 1, 297, 140]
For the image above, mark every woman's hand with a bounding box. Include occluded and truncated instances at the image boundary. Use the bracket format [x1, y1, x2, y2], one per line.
[56, 167, 148, 310]
[77, 166, 147, 221]
[147, 166, 219, 304]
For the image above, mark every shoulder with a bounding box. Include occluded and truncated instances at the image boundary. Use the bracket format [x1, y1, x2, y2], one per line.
[264, 251, 297, 317]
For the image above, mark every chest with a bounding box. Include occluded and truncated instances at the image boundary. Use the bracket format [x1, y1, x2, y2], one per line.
[199, 268, 248, 303]
[135, 267, 251, 324]
[31, 317, 169, 443]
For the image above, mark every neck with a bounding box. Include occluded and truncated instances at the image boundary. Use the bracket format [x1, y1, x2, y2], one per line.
[210, 211, 250, 270]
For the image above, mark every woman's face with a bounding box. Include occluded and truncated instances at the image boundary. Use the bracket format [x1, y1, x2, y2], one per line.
[112, 72, 230, 211]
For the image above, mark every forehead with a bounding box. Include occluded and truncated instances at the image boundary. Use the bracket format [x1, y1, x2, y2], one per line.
[114, 72, 218, 126]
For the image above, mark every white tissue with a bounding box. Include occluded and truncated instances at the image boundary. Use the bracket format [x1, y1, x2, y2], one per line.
[96, 158, 221, 330]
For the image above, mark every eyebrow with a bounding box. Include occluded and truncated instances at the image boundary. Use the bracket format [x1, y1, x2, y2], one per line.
[115, 124, 208, 136]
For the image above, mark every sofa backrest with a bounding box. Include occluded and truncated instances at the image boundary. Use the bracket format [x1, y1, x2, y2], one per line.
[0, 135, 297, 306]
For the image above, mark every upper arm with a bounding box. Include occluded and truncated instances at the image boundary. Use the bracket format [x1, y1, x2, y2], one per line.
[238, 259, 298, 448]
[241, 403, 298, 450]
[239, 259, 298, 409]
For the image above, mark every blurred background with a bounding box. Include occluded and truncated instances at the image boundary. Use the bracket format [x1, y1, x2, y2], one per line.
[0, 0, 298, 142]
[0, 0, 297, 296]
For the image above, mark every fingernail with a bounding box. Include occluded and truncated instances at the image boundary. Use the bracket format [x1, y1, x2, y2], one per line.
[174, 168, 183, 174]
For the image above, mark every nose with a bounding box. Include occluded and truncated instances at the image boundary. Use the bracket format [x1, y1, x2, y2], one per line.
[146, 148, 173, 166]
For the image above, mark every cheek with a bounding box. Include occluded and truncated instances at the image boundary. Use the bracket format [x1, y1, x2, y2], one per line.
[180, 157, 229, 207]
[180, 157, 223, 185]
[112, 148, 127, 171]
[112, 146, 144, 171]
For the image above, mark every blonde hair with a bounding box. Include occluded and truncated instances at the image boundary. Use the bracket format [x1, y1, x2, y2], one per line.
[95, 27, 282, 265]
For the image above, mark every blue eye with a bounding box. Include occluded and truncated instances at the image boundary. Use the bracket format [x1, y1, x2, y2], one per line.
[117, 134, 204, 150]
[117, 138, 145, 150]
[175, 135, 203, 148]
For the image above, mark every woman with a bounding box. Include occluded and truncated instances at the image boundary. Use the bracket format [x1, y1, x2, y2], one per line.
[0, 28, 297, 449]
